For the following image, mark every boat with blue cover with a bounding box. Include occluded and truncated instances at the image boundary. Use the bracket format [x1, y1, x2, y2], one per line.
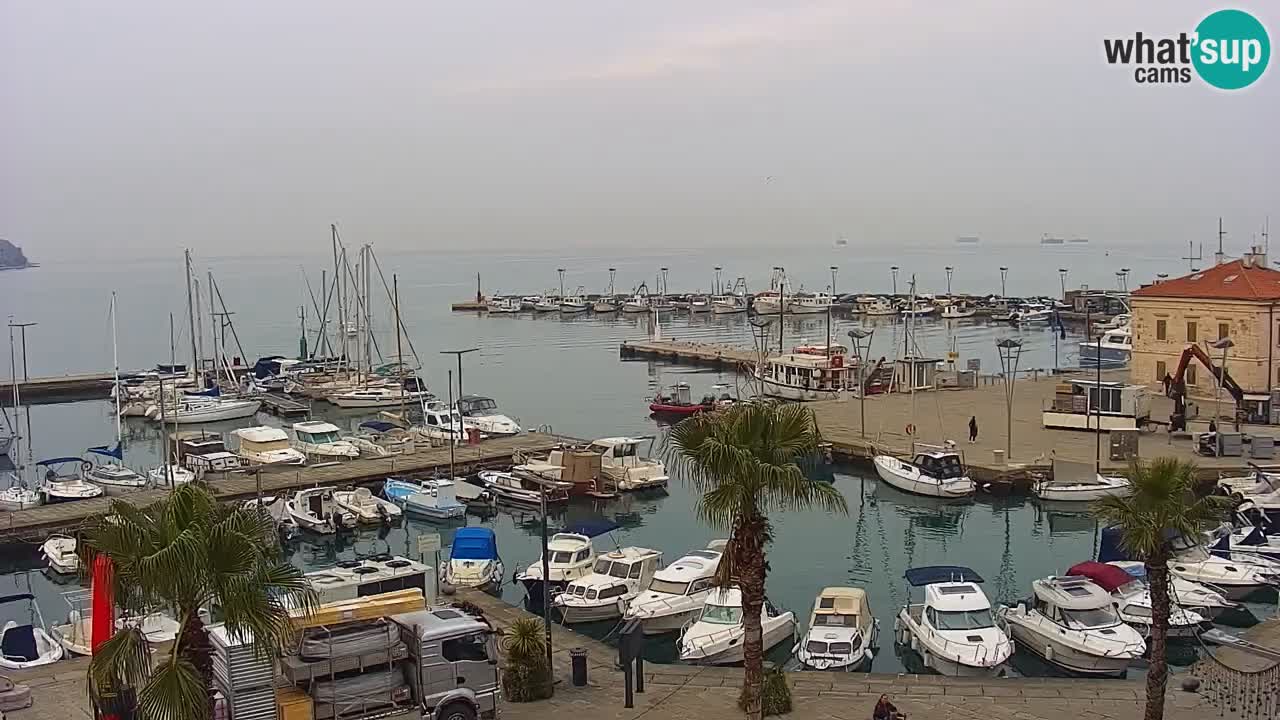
[382, 477, 466, 520]
[442, 527, 504, 591]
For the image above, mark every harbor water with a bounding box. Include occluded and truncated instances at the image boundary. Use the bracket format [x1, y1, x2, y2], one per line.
[1, 240, 1269, 676]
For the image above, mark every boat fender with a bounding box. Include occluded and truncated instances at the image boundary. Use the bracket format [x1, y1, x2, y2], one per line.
[905, 423, 916, 436]
[921, 650, 931, 668]
[616, 598, 628, 616]
[1044, 645, 1054, 662]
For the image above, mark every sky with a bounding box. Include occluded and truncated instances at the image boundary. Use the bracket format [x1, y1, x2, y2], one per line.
[1, 1, 1276, 262]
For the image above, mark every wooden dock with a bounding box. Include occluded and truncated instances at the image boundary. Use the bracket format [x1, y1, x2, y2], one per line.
[0, 372, 115, 404]
[0, 432, 564, 541]
[260, 392, 311, 417]
[619, 340, 758, 368]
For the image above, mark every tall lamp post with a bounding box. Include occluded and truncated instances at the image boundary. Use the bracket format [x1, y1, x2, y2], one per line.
[1058, 268, 1068, 300]
[848, 328, 875, 437]
[439, 348, 480, 408]
[1211, 337, 1235, 430]
[999, 267, 1009, 298]
[996, 338, 1024, 461]
[827, 266, 838, 355]
[944, 266, 954, 296]
[890, 266, 900, 296]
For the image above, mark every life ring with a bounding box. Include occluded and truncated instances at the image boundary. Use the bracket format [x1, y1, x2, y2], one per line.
[905, 423, 916, 435]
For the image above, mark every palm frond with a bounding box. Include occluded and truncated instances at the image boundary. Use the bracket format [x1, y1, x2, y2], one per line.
[88, 626, 151, 695]
[137, 655, 209, 720]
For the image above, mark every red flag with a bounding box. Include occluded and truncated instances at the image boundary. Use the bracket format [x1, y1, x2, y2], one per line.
[91, 554, 115, 652]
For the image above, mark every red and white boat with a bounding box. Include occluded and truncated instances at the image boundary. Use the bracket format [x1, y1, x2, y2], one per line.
[648, 383, 713, 416]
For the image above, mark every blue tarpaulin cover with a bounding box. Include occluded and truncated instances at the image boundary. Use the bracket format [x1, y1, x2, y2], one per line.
[451, 527, 499, 560]
[903, 566, 984, 586]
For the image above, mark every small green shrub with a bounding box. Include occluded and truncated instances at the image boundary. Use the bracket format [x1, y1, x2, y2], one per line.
[500, 618, 553, 702]
[762, 665, 792, 716]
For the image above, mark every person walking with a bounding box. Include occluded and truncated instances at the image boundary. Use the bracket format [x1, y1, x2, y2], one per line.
[968, 415, 978, 443]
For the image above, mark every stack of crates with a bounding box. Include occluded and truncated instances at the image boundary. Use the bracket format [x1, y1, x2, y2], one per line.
[210, 624, 278, 720]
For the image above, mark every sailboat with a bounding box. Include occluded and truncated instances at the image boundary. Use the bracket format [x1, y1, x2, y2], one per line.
[0, 329, 40, 511]
[85, 293, 148, 494]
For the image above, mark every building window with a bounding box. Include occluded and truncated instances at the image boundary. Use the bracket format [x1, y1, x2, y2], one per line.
[1187, 365, 1198, 386]
[1156, 320, 1167, 340]
[1186, 321, 1197, 342]
[1218, 322, 1230, 340]
[1156, 360, 1167, 381]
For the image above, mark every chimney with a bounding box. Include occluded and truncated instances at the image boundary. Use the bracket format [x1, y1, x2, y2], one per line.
[1242, 245, 1267, 269]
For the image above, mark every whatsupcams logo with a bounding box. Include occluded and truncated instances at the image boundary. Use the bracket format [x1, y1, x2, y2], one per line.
[1104, 9, 1270, 89]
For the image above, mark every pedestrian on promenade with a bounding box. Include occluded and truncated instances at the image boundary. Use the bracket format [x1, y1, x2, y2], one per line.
[968, 415, 978, 443]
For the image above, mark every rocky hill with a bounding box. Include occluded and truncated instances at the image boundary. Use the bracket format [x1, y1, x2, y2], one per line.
[0, 239, 30, 269]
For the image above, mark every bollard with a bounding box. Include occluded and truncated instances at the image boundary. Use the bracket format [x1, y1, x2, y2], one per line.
[570, 647, 588, 687]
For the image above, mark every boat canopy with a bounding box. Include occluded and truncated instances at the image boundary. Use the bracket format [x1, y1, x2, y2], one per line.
[35, 457, 86, 467]
[1033, 576, 1113, 609]
[359, 420, 399, 433]
[1065, 561, 1133, 592]
[185, 386, 221, 397]
[0, 593, 36, 606]
[451, 528, 499, 561]
[1098, 526, 1185, 562]
[562, 519, 620, 538]
[253, 356, 288, 379]
[87, 443, 124, 461]
[904, 566, 984, 586]
[1238, 526, 1269, 547]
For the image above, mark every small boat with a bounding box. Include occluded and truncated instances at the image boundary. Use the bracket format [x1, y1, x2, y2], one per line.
[146, 396, 262, 424]
[941, 302, 976, 319]
[1207, 523, 1280, 561]
[0, 594, 64, 669]
[1105, 561, 1238, 620]
[290, 421, 360, 461]
[50, 590, 180, 656]
[997, 575, 1146, 677]
[678, 588, 796, 665]
[624, 541, 726, 634]
[648, 383, 713, 417]
[516, 528, 603, 605]
[83, 446, 148, 494]
[1079, 325, 1132, 366]
[328, 379, 433, 409]
[1100, 527, 1280, 601]
[147, 464, 196, 487]
[788, 293, 834, 315]
[756, 351, 851, 402]
[795, 587, 878, 671]
[332, 487, 402, 524]
[553, 546, 663, 623]
[36, 457, 104, 504]
[1009, 303, 1052, 323]
[688, 295, 713, 313]
[0, 473, 41, 512]
[1034, 474, 1130, 502]
[587, 437, 669, 491]
[592, 297, 620, 313]
[900, 301, 936, 317]
[232, 426, 307, 466]
[287, 487, 356, 534]
[411, 401, 467, 444]
[349, 421, 415, 456]
[861, 297, 898, 316]
[533, 295, 561, 312]
[486, 297, 522, 314]
[873, 448, 975, 498]
[560, 292, 590, 313]
[476, 470, 569, 505]
[456, 394, 521, 436]
[41, 534, 80, 574]
[441, 527, 504, 591]
[894, 566, 1011, 677]
[381, 477, 466, 520]
[711, 294, 747, 314]
[1066, 561, 1206, 639]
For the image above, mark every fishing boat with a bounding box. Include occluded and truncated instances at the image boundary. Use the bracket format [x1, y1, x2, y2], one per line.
[146, 395, 262, 424]
[1078, 325, 1132, 365]
[752, 292, 784, 315]
[941, 302, 977, 319]
[586, 437, 668, 491]
[41, 534, 80, 574]
[678, 588, 796, 665]
[332, 487, 402, 524]
[688, 295, 713, 313]
[486, 297, 522, 314]
[456, 395, 521, 436]
[592, 297, 619, 313]
[0, 594, 64, 669]
[232, 426, 307, 466]
[648, 383, 713, 417]
[893, 566, 1011, 677]
[560, 290, 590, 314]
[900, 300, 936, 317]
[36, 458, 104, 503]
[711, 294, 747, 314]
[516, 521, 615, 605]
[1033, 474, 1130, 502]
[553, 547, 663, 623]
[996, 575, 1146, 676]
[756, 351, 851, 402]
[873, 447, 975, 498]
[1066, 562, 1207, 639]
[381, 477, 466, 520]
[290, 421, 360, 461]
[286, 487, 356, 534]
[624, 541, 726, 635]
[620, 285, 651, 314]
[861, 297, 898, 316]
[519, 295, 542, 311]
[441, 527, 504, 591]
[788, 292, 834, 315]
[533, 294, 561, 313]
[328, 378, 433, 409]
[795, 587, 878, 671]
[476, 469, 569, 505]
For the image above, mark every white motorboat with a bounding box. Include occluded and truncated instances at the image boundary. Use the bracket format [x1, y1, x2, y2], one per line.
[997, 575, 1146, 677]
[442, 527, 504, 591]
[873, 448, 975, 498]
[1067, 561, 1206, 639]
[560, 293, 590, 313]
[147, 464, 196, 487]
[711, 294, 747, 314]
[516, 530, 601, 605]
[486, 297, 522, 314]
[1034, 474, 1130, 502]
[1010, 303, 1053, 323]
[795, 587, 878, 671]
[328, 381, 433, 409]
[0, 594, 64, 669]
[50, 589, 181, 657]
[624, 541, 726, 635]
[941, 302, 976, 319]
[752, 292, 784, 315]
[1169, 540, 1280, 600]
[587, 437, 669, 491]
[290, 421, 360, 461]
[1079, 325, 1132, 365]
[1206, 524, 1280, 561]
[0, 473, 41, 512]
[287, 487, 356, 534]
[688, 295, 713, 313]
[332, 487, 402, 524]
[620, 292, 650, 313]
[894, 566, 1012, 677]
[678, 588, 796, 665]
[519, 295, 542, 311]
[456, 395, 521, 436]
[533, 295, 561, 312]
[788, 293, 833, 315]
[1100, 313, 1131, 330]
[476, 469, 569, 506]
[756, 351, 851, 402]
[36, 457, 105, 503]
[410, 401, 467, 444]
[900, 301, 937, 317]
[232, 426, 307, 466]
[861, 297, 898, 316]
[41, 534, 80, 574]
[553, 547, 663, 623]
[146, 396, 262, 424]
[83, 453, 148, 495]
[381, 477, 466, 520]
[349, 421, 415, 456]
[592, 297, 620, 313]
[1105, 561, 1239, 620]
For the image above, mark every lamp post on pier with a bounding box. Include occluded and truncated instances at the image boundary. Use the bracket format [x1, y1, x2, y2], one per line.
[944, 266, 954, 296]
[890, 266, 899, 296]
[999, 267, 1009, 298]
[848, 328, 875, 438]
[1211, 337, 1235, 430]
[996, 338, 1024, 461]
[1058, 268, 1068, 300]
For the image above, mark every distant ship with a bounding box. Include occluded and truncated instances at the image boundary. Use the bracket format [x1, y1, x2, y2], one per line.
[955, 236, 980, 244]
[1040, 234, 1065, 245]
[1069, 237, 1089, 244]
[834, 238, 848, 247]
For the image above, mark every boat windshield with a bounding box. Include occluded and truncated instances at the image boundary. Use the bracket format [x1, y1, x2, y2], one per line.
[304, 431, 340, 444]
[648, 579, 691, 596]
[251, 440, 291, 452]
[805, 640, 854, 654]
[549, 551, 574, 564]
[813, 613, 858, 628]
[1062, 607, 1118, 629]
[934, 609, 995, 630]
[701, 604, 743, 625]
[461, 398, 498, 415]
[591, 560, 630, 578]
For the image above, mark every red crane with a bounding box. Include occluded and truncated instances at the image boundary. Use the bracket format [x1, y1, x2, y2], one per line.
[1166, 343, 1243, 431]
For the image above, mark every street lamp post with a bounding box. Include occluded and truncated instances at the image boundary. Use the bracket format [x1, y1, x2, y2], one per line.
[890, 266, 900, 296]
[439, 348, 480, 408]
[1058, 268, 1068, 300]
[999, 267, 1009, 298]
[1212, 337, 1235, 430]
[945, 266, 954, 296]
[996, 338, 1024, 461]
[848, 328, 875, 437]
[827, 266, 838, 356]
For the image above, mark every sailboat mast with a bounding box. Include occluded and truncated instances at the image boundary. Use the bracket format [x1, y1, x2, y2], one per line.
[365, 245, 373, 375]
[8, 324, 22, 483]
[209, 271, 219, 387]
[194, 277, 205, 389]
[394, 273, 404, 417]
[111, 292, 122, 445]
[169, 313, 176, 369]
[185, 250, 198, 385]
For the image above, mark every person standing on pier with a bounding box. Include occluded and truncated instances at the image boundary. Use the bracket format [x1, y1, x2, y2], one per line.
[968, 415, 978, 443]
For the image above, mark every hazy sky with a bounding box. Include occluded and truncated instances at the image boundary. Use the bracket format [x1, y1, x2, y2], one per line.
[2, 1, 1275, 261]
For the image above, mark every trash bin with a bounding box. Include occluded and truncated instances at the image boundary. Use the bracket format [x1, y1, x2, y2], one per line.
[993, 449, 1005, 465]
[570, 647, 588, 686]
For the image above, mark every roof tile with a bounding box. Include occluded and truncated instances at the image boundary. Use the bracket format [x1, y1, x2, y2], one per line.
[1131, 259, 1280, 301]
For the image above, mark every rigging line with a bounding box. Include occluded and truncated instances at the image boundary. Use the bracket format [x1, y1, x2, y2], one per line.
[209, 275, 248, 373]
[368, 249, 424, 370]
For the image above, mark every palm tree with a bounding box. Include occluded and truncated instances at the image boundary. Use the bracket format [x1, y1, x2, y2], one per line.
[81, 483, 316, 720]
[667, 401, 847, 718]
[1091, 458, 1229, 720]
